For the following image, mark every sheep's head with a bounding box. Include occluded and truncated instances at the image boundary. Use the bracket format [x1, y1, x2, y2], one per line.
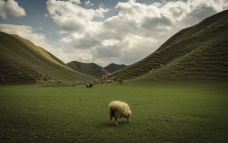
[125, 110, 131, 120]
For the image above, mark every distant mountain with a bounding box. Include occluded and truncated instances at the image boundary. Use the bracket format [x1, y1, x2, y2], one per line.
[0, 32, 92, 84]
[67, 62, 126, 77]
[104, 63, 127, 73]
[67, 61, 108, 78]
[113, 10, 228, 81]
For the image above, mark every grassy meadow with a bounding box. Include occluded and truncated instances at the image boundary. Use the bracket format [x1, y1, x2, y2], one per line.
[0, 82, 227, 143]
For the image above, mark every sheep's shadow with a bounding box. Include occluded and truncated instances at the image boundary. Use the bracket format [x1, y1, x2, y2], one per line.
[97, 122, 130, 128]
[99, 122, 117, 127]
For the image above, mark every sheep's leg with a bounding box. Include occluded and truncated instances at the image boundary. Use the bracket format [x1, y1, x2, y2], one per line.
[126, 116, 130, 123]
[120, 117, 124, 123]
[114, 112, 120, 125]
[110, 109, 116, 121]
[114, 116, 118, 125]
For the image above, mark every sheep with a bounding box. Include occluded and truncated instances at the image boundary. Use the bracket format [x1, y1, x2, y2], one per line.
[108, 101, 131, 125]
[86, 83, 93, 88]
[106, 79, 112, 83]
[118, 79, 123, 84]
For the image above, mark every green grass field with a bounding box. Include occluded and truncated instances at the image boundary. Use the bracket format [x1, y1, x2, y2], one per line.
[0, 83, 227, 143]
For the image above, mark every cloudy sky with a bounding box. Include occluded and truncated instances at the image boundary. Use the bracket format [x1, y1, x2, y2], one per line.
[0, 0, 227, 66]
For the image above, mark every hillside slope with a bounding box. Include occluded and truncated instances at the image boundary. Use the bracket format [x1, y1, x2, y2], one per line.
[0, 32, 93, 84]
[104, 63, 127, 73]
[113, 10, 228, 81]
[67, 61, 107, 78]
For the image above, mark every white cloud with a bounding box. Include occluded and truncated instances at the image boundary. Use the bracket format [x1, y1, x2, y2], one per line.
[69, 0, 81, 5]
[53, 48, 94, 64]
[44, 13, 49, 18]
[60, 36, 73, 43]
[0, 0, 26, 19]
[84, 1, 94, 7]
[95, 7, 109, 18]
[47, 0, 227, 66]
[47, 0, 108, 31]
[102, 39, 120, 46]
[0, 24, 46, 46]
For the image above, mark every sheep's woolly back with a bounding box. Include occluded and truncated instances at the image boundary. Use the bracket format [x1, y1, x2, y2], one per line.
[109, 101, 131, 118]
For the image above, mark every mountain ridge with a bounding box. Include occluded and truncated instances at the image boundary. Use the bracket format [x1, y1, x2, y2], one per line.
[104, 63, 127, 73]
[67, 61, 107, 78]
[67, 61, 127, 77]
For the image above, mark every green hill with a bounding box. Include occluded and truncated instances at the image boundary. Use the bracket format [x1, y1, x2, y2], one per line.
[113, 10, 228, 81]
[0, 32, 93, 84]
[104, 63, 127, 73]
[67, 61, 107, 78]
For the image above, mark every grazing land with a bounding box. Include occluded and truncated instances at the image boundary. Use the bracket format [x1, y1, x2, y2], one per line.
[0, 82, 227, 143]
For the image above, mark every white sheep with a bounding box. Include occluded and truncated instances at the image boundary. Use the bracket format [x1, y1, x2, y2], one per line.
[108, 101, 131, 125]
